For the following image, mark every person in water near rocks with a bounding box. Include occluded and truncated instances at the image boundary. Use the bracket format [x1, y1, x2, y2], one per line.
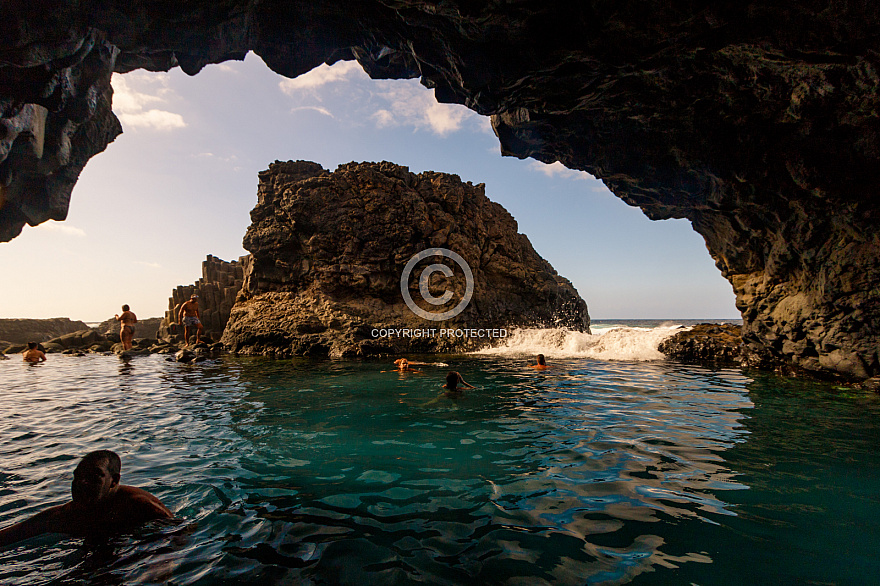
[424, 371, 476, 406]
[178, 294, 204, 346]
[0, 450, 173, 547]
[444, 371, 474, 394]
[383, 358, 422, 374]
[394, 358, 430, 367]
[115, 304, 138, 351]
[530, 354, 548, 370]
[22, 342, 46, 363]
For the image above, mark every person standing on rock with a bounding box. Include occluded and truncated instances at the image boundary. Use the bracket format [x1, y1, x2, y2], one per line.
[22, 342, 46, 363]
[115, 304, 138, 351]
[178, 294, 204, 346]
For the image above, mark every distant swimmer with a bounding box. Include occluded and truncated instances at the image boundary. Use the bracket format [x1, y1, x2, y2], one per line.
[394, 358, 447, 367]
[530, 354, 548, 370]
[0, 450, 173, 547]
[178, 294, 204, 345]
[444, 371, 474, 394]
[383, 358, 422, 374]
[115, 304, 138, 351]
[424, 371, 476, 406]
[22, 342, 46, 363]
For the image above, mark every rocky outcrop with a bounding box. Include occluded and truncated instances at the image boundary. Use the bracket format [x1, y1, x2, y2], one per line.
[0, 318, 91, 345]
[1, 3, 879, 377]
[157, 255, 246, 343]
[658, 324, 743, 364]
[221, 160, 589, 356]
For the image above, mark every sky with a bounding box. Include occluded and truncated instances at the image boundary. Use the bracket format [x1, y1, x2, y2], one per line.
[0, 54, 738, 322]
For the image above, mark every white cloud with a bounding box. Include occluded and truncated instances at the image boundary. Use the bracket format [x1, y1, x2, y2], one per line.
[279, 61, 367, 93]
[34, 221, 86, 237]
[212, 63, 239, 74]
[290, 106, 334, 118]
[371, 81, 475, 136]
[528, 160, 594, 181]
[111, 73, 187, 131]
[277, 60, 480, 136]
[192, 152, 239, 163]
[117, 109, 186, 131]
[135, 261, 162, 269]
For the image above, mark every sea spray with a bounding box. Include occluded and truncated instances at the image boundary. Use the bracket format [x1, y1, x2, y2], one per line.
[476, 325, 690, 361]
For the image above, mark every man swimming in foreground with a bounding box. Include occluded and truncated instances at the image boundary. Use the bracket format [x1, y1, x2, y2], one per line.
[0, 450, 172, 547]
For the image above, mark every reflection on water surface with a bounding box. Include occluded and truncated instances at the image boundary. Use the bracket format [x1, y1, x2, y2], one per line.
[1, 354, 878, 584]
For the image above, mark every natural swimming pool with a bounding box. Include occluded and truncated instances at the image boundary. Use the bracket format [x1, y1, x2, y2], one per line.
[1, 351, 878, 584]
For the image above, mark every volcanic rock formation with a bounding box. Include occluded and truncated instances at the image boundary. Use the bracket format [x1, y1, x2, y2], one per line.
[157, 255, 247, 344]
[221, 160, 589, 356]
[658, 323, 744, 364]
[1, 2, 879, 377]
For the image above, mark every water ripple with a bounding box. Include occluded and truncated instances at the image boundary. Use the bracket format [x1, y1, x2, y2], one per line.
[1, 355, 879, 584]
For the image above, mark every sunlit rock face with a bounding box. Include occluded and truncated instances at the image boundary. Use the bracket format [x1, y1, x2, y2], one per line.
[1, 2, 878, 377]
[221, 160, 588, 356]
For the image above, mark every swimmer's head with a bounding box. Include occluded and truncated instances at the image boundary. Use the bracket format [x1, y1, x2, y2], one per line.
[27, 342, 37, 350]
[122, 304, 130, 312]
[446, 371, 460, 391]
[71, 450, 121, 505]
[537, 354, 546, 366]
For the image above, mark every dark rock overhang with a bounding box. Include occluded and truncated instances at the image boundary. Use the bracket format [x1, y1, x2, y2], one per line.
[1, 1, 878, 379]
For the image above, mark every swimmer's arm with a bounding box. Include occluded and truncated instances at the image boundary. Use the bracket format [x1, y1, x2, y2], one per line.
[38, 352, 46, 362]
[423, 393, 445, 406]
[0, 505, 66, 547]
[459, 377, 474, 388]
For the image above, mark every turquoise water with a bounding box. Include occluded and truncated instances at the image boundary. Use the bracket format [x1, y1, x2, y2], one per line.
[1, 349, 878, 585]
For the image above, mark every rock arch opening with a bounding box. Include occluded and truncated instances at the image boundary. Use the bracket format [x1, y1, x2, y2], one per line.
[1, 2, 878, 378]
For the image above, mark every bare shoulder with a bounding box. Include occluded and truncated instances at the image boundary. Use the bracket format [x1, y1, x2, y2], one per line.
[116, 485, 173, 518]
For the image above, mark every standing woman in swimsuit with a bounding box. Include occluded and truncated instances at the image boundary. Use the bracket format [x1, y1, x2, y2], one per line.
[115, 304, 138, 350]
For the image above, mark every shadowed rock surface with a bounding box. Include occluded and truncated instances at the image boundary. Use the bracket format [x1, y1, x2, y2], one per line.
[659, 323, 743, 364]
[221, 160, 589, 356]
[1, 2, 879, 377]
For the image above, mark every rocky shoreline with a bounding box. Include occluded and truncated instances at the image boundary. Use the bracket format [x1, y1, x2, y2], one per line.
[0, 317, 216, 361]
[5, 316, 880, 389]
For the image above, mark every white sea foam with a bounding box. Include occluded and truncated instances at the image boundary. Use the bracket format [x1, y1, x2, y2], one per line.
[475, 324, 690, 361]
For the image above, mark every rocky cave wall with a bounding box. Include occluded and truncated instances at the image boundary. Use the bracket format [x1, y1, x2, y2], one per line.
[1, 2, 878, 377]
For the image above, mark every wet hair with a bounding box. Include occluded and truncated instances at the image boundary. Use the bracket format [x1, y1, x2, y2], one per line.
[446, 371, 461, 391]
[122, 304, 130, 311]
[537, 354, 546, 366]
[27, 342, 37, 349]
[80, 450, 121, 479]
